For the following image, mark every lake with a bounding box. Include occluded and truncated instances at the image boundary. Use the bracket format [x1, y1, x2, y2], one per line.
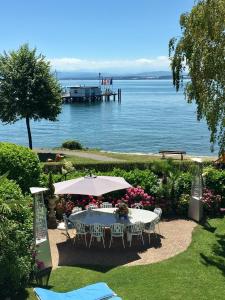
[0, 79, 216, 156]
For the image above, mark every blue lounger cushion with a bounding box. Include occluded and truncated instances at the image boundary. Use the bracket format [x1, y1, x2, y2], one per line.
[34, 282, 119, 300]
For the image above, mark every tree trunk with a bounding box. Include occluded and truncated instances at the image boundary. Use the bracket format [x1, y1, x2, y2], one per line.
[26, 116, 33, 149]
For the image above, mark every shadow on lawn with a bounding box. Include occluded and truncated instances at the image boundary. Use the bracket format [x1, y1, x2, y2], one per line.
[200, 233, 225, 276]
[56, 232, 162, 272]
[201, 218, 217, 233]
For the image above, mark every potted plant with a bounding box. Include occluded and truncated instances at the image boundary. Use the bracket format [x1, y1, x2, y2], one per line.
[115, 201, 129, 220]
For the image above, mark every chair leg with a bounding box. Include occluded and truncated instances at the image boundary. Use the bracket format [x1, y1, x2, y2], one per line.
[122, 236, 125, 248]
[109, 237, 112, 248]
[129, 236, 132, 247]
[141, 234, 144, 246]
[89, 235, 93, 248]
[102, 237, 105, 248]
[148, 233, 150, 245]
[84, 234, 87, 247]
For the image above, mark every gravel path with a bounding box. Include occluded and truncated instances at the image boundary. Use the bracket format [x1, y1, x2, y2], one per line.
[48, 219, 197, 269]
[35, 148, 123, 162]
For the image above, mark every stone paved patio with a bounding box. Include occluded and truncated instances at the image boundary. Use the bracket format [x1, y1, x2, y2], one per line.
[48, 219, 197, 269]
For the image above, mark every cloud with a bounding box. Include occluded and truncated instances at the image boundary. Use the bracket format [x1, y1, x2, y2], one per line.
[48, 56, 170, 72]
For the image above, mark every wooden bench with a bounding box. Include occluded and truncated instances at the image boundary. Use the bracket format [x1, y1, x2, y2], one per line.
[159, 150, 186, 160]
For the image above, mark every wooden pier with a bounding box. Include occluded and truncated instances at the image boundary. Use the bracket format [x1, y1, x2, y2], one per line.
[62, 86, 121, 103]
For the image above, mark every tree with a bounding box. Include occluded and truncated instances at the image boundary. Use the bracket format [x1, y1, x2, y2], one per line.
[169, 0, 225, 154]
[0, 44, 62, 149]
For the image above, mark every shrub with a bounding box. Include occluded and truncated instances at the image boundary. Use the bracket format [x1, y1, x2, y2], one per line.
[174, 172, 192, 200]
[202, 188, 221, 217]
[62, 140, 83, 150]
[177, 194, 190, 216]
[118, 186, 155, 210]
[55, 197, 76, 218]
[0, 178, 33, 298]
[42, 160, 201, 174]
[0, 142, 41, 192]
[203, 166, 225, 204]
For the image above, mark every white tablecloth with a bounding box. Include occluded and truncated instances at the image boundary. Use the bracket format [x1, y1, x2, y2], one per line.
[69, 207, 158, 226]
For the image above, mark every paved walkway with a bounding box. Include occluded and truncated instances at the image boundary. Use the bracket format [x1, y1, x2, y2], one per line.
[49, 219, 197, 269]
[35, 148, 123, 162]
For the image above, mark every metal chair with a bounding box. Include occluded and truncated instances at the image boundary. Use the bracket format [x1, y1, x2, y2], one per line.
[59, 214, 74, 241]
[154, 207, 162, 234]
[89, 223, 105, 248]
[109, 223, 125, 248]
[100, 202, 113, 208]
[127, 222, 144, 247]
[132, 203, 143, 209]
[73, 222, 88, 247]
[87, 203, 98, 210]
[144, 221, 156, 245]
[72, 206, 82, 213]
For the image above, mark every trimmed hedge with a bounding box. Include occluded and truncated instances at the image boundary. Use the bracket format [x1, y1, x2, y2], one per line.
[43, 159, 205, 174]
[0, 142, 41, 192]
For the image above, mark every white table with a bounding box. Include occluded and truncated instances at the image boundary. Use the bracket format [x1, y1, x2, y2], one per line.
[69, 207, 158, 227]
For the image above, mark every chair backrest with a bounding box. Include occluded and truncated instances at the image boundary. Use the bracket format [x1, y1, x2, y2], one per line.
[128, 222, 144, 234]
[75, 222, 86, 234]
[101, 202, 113, 208]
[90, 223, 104, 237]
[110, 223, 124, 236]
[154, 207, 162, 219]
[132, 203, 143, 209]
[87, 204, 98, 210]
[72, 206, 82, 213]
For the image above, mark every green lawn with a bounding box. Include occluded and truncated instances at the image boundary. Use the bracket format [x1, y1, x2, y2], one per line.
[25, 218, 225, 300]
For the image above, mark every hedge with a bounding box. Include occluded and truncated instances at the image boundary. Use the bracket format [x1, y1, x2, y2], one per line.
[0, 142, 41, 192]
[43, 159, 208, 175]
[0, 178, 33, 298]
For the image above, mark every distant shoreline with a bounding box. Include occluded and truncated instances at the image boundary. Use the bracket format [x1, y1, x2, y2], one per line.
[36, 147, 217, 160]
[59, 76, 190, 81]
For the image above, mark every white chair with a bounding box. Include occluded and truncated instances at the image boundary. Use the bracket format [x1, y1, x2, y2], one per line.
[109, 223, 125, 248]
[72, 206, 82, 213]
[100, 202, 113, 208]
[127, 222, 144, 247]
[154, 207, 162, 234]
[87, 203, 98, 210]
[73, 222, 88, 247]
[132, 203, 143, 209]
[89, 223, 105, 248]
[144, 221, 156, 245]
[57, 214, 74, 241]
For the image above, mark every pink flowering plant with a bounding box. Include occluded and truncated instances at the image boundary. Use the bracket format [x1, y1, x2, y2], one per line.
[73, 195, 98, 209]
[202, 188, 221, 216]
[55, 198, 75, 217]
[113, 186, 155, 209]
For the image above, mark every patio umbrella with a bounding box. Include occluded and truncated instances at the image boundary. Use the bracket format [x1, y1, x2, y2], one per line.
[54, 175, 132, 196]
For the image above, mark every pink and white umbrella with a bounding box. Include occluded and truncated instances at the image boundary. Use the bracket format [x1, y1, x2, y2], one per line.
[54, 175, 132, 196]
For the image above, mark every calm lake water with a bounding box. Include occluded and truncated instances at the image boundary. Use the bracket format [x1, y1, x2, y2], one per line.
[0, 80, 216, 156]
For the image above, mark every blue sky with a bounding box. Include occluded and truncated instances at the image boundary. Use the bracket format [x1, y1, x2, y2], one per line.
[0, 0, 195, 72]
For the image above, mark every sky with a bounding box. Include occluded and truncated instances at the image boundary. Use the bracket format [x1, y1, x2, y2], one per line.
[0, 0, 195, 73]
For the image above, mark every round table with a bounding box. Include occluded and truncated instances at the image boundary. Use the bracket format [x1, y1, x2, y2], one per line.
[69, 207, 158, 226]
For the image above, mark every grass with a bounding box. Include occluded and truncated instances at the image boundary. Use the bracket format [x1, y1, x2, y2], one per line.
[25, 217, 225, 300]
